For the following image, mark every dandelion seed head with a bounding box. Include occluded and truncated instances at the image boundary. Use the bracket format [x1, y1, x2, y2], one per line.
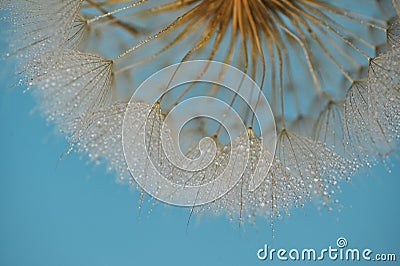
[2, 0, 399, 224]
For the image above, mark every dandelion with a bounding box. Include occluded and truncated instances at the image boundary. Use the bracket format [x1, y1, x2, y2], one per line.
[1, 0, 399, 224]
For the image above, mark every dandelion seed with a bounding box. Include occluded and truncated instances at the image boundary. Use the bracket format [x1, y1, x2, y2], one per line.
[206, 128, 277, 222]
[314, 101, 348, 155]
[122, 101, 168, 192]
[313, 100, 369, 166]
[344, 81, 397, 157]
[368, 49, 400, 143]
[70, 102, 130, 181]
[33, 49, 114, 128]
[387, 18, 400, 50]
[275, 130, 354, 206]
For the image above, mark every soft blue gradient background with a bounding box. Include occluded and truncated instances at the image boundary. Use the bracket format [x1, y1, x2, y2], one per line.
[0, 34, 399, 266]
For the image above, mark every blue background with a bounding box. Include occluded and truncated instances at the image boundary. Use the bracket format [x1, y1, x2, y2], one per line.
[0, 37, 399, 266]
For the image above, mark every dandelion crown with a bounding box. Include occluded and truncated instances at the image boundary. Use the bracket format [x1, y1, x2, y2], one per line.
[1, 0, 399, 224]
